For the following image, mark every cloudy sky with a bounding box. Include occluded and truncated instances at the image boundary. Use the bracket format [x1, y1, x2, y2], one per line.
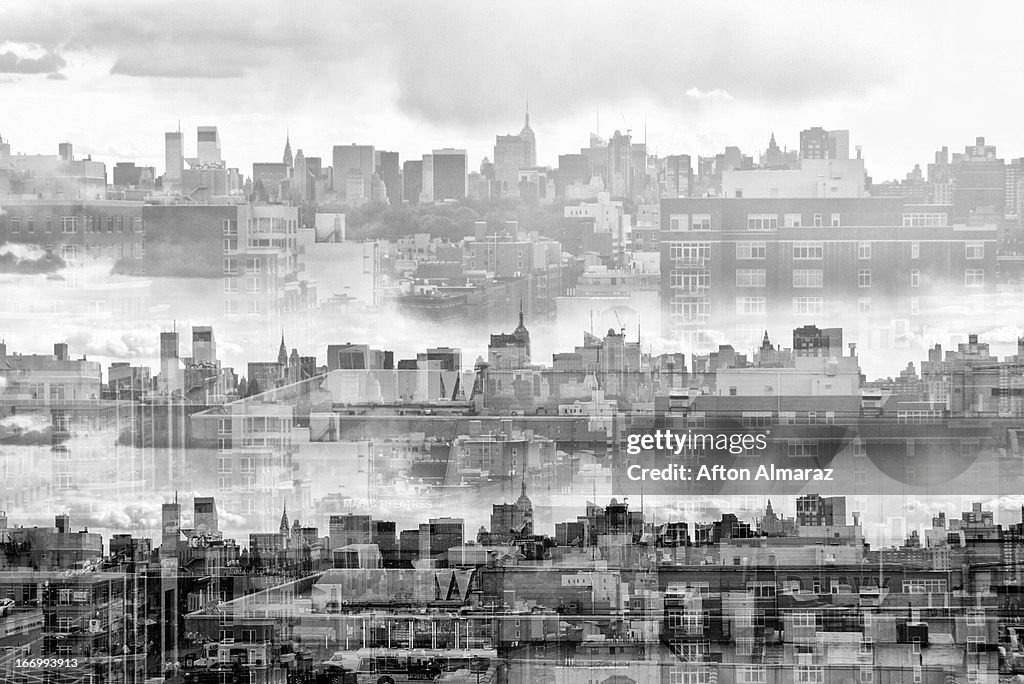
[1, 1, 1023, 182]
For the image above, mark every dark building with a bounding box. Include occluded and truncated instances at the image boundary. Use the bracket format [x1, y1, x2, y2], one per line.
[659, 196, 998, 347]
[432, 149, 467, 201]
[793, 325, 843, 357]
[142, 204, 237, 278]
[557, 153, 591, 196]
[376, 150, 402, 205]
[0, 198, 145, 275]
[402, 159, 423, 204]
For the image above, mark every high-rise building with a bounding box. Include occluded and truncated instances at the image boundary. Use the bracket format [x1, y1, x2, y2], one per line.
[403, 159, 423, 204]
[494, 107, 537, 195]
[376, 150, 401, 205]
[165, 131, 184, 187]
[332, 144, 375, 199]
[191, 326, 217, 365]
[197, 126, 222, 166]
[800, 127, 849, 161]
[662, 154, 693, 198]
[431, 148, 467, 201]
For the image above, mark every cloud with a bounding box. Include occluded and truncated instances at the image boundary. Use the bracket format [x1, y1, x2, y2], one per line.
[110, 53, 245, 79]
[687, 88, 733, 101]
[0, 48, 65, 74]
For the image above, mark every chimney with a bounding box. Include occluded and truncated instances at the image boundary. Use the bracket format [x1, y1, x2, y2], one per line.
[58, 142, 73, 162]
[55, 513, 70, 534]
[54, 342, 69, 361]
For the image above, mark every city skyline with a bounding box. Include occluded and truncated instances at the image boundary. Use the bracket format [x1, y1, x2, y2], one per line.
[1, 1, 1024, 181]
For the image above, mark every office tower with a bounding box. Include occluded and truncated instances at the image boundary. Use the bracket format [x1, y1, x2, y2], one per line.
[332, 144, 375, 198]
[193, 497, 218, 536]
[663, 154, 693, 198]
[376, 150, 401, 205]
[800, 127, 849, 160]
[191, 326, 216, 365]
[197, 126, 222, 165]
[402, 160, 423, 204]
[494, 107, 537, 195]
[431, 148, 467, 201]
[165, 131, 184, 186]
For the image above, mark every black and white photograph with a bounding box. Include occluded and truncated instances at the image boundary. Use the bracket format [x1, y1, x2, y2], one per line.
[2, 2, 1024, 682]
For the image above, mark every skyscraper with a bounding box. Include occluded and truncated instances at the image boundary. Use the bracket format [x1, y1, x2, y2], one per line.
[332, 144, 375, 199]
[164, 131, 184, 187]
[493, 106, 537, 195]
[431, 148, 467, 201]
[376, 150, 401, 205]
[197, 126, 222, 166]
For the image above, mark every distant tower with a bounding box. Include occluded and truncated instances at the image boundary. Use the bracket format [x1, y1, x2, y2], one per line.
[515, 474, 534, 536]
[277, 334, 288, 367]
[283, 131, 293, 169]
[279, 504, 290, 537]
[520, 99, 536, 167]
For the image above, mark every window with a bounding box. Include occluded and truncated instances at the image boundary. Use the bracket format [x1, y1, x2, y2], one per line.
[831, 214, 841, 227]
[795, 666, 824, 684]
[223, 219, 238, 236]
[858, 241, 871, 259]
[784, 213, 802, 228]
[671, 297, 710, 323]
[736, 269, 767, 287]
[967, 609, 985, 627]
[669, 242, 711, 262]
[224, 238, 238, 252]
[966, 242, 984, 259]
[671, 667, 710, 684]
[793, 269, 823, 288]
[965, 269, 984, 287]
[910, 297, 920, 315]
[787, 440, 818, 457]
[967, 636, 984, 654]
[747, 214, 777, 231]
[736, 297, 766, 315]
[60, 216, 78, 233]
[792, 612, 816, 627]
[813, 214, 823, 227]
[246, 257, 261, 274]
[911, 241, 920, 259]
[674, 642, 708, 662]
[669, 214, 689, 231]
[223, 257, 238, 275]
[738, 666, 766, 684]
[106, 217, 113, 233]
[858, 269, 871, 287]
[691, 214, 711, 231]
[903, 579, 947, 594]
[854, 467, 867, 484]
[736, 241, 766, 259]
[911, 269, 920, 287]
[793, 242, 823, 259]
[912, 667, 922, 683]
[10, 216, 20, 233]
[903, 212, 947, 227]
[671, 270, 710, 291]
[223, 278, 237, 294]
[860, 667, 873, 683]
[793, 297, 823, 315]
[858, 297, 871, 314]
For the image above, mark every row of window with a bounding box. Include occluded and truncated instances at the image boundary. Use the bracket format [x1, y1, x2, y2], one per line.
[667, 212, 949, 233]
[671, 296, 935, 320]
[669, 241, 985, 261]
[673, 270, 984, 296]
[725, 268, 981, 288]
[3, 215, 142, 234]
